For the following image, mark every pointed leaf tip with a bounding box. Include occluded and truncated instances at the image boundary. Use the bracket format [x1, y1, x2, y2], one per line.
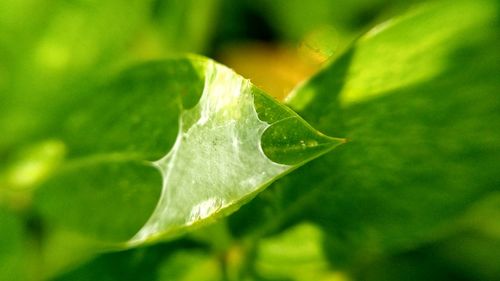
[261, 116, 344, 166]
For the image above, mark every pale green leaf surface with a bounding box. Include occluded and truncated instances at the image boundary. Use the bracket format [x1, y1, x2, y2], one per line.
[231, 0, 500, 267]
[128, 59, 334, 245]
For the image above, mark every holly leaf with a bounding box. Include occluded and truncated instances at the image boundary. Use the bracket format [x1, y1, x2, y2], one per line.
[0, 56, 344, 248]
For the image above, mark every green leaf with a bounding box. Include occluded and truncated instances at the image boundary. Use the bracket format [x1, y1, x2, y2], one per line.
[254, 222, 347, 281]
[233, 0, 500, 267]
[157, 250, 222, 281]
[0, 56, 343, 247]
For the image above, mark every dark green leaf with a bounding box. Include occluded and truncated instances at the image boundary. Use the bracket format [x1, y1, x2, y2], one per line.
[233, 0, 500, 268]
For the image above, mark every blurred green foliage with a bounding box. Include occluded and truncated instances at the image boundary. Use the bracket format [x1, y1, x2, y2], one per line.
[1, 0, 499, 281]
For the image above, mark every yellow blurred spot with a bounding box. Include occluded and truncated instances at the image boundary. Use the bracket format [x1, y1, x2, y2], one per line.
[7, 140, 66, 188]
[320, 271, 351, 281]
[36, 41, 70, 71]
[218, 42, 323, 101]
[226, 244, 246, 280]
